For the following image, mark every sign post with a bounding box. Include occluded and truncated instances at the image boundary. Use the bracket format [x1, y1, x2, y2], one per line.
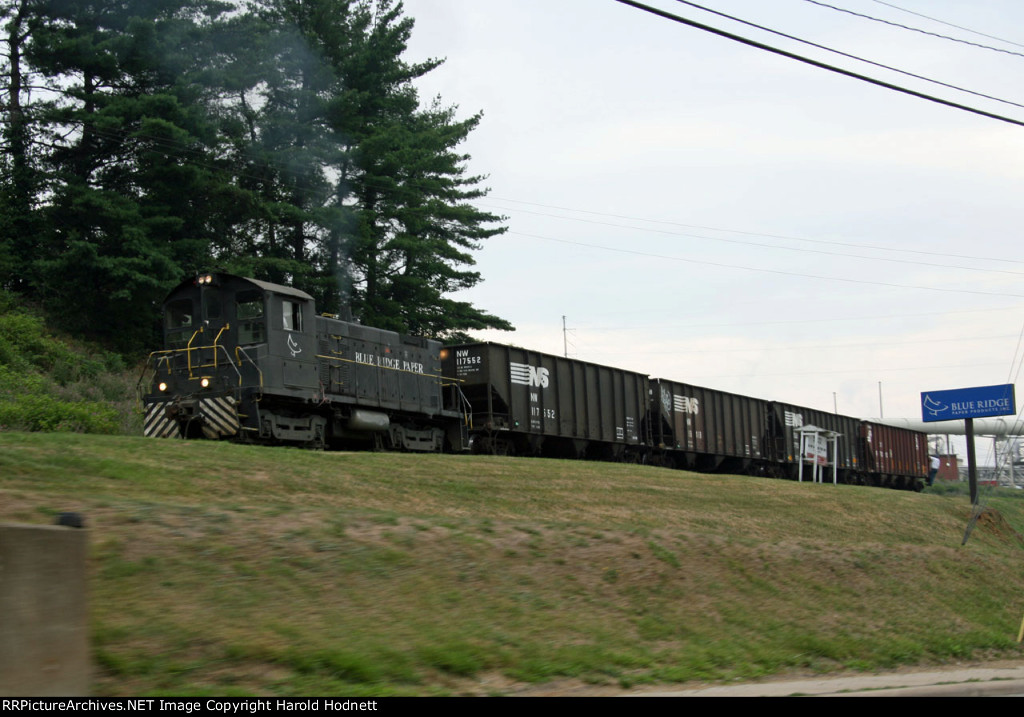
[921, 383, 1015, 504]
[965, 418, 977, 504]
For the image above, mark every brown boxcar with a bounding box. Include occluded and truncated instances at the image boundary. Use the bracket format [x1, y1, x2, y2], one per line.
[649, 378, 768, 473]
[441, 342, 649, 459]
[860, 421, 929, 489]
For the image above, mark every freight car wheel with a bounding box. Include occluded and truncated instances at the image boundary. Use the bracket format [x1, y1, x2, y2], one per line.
[649, 453, 675, 469]
[623, 450, 643, 465]
[495, 438, 515, 457]
[475, 435, 514, 456]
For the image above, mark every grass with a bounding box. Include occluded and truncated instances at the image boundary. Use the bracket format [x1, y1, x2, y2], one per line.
[2, 431, 1024, 695]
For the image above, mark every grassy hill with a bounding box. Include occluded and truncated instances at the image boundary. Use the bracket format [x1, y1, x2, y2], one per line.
[2, 432, 1023, 696]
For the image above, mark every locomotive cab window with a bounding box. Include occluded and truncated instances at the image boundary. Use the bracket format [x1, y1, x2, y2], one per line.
[203, 291, 222, 321]
[166, 299, 193, 329]
[236, 291, 265, 345]
[165, 299, 194, 348]
[283, 300, 303, 332]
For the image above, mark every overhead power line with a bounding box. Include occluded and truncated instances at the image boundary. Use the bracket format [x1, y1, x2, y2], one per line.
[576, 305, 1024, 331]
[613, 0, 1024, 128]
[1006, 319, 1024, 384]
[679, 360, 1006, 380]
[490, 196, 1024, 265]
[868, 0, 1024, 50]
[805, 0, 1024, 59]
[510, 230, 1024, 298]
[674, 0, 1024, 111]
[485, 202, 1024, 278]
[579, 333, 1018, 353]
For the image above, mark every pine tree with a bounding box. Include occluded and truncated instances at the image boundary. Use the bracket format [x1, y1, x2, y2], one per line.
[210, 0, 339, 290]
[0, 0, 43, 292]
[26, 0, 234, 350]
[347, 97, 512, 339]
[260, 0, 513, 339]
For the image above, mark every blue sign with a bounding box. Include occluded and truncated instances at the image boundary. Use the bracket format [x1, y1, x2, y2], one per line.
[921, 384, 1016, 423]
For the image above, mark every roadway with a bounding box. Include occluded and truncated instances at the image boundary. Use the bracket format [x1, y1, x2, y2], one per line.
[630, 660, 1024, 697]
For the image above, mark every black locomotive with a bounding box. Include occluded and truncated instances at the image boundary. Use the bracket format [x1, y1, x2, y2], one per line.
[142, 272, 465, 451]
[141, 271, 929, 489]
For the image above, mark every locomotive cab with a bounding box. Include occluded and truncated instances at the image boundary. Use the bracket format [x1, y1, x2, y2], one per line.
[143, 272, 316, 442]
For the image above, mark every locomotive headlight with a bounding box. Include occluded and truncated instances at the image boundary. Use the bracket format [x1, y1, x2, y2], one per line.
[158, 382, 168, 392]
[200, 377, 211, 389]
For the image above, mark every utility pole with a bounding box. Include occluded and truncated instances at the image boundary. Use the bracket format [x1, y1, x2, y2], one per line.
[561, 316, 577, 358]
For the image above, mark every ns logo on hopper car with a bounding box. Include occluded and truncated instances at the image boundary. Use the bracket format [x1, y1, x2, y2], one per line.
[510, 362, 550, 389]
[674, 396, 700, 414]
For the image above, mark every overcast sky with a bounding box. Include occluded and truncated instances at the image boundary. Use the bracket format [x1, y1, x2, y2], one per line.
[400, 0, 1024, 459]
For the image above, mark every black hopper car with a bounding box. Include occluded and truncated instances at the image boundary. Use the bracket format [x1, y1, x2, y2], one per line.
[141, 272, 929, 490]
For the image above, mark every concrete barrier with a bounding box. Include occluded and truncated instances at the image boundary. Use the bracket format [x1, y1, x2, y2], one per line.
[0, 522, 90, 696]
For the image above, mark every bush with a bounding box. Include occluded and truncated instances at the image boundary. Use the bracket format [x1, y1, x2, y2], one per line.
[0, 393, 120, 434]
[0, 294, 137, 435]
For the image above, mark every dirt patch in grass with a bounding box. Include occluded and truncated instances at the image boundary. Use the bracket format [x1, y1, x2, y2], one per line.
[971, 506, 1024, 546]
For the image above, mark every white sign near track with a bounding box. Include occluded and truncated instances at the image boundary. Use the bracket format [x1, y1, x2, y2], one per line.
[803, 433, 828, 466]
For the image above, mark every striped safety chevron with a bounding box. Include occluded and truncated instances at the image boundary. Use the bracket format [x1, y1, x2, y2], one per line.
[144, 400, 180, 439]
[143, 396, 239, 439]
[200, 396, 240, 439]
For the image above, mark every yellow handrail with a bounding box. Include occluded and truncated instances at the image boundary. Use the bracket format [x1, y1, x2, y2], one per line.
[211, 323, 230, 370]
[185, 327, 204, 377]
[142, 344, 244, 387]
